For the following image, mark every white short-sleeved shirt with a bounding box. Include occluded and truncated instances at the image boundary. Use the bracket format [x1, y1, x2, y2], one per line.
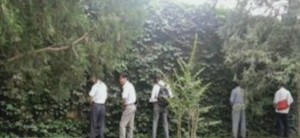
[273, 87, 294, 114]
[89, 80, 107, 104]
[122, 81, 136, 105]
[149, 80, 173, 103]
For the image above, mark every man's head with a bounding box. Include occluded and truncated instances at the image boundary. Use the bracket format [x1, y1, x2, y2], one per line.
[119, 72, 128, 86]
[233, 74, 243, 86]
[154, 74, 162, 83]
[276, 81, 284, 89]
[90, 73, 104, 84]
[91, 75, 97, 83]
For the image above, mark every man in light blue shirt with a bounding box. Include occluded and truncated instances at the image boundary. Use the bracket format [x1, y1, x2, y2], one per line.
[230, 82, 246, 138]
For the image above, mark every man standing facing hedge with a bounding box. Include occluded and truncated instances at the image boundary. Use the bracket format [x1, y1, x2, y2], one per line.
[150, 75, 173, 138]
[273, 84, 294, 138]
[119, 73, 137, 138]
[230, 82, 246, 138]
[89, 75, 108, 138]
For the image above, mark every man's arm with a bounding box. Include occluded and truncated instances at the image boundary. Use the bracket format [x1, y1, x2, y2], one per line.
[122, 99, 127, 111]
[88, 85, 96, 105]
[229, 89, 235, 106]
[103, 84, 108, 102]
[288, 91, 294, 105]
[273, 91, 279, 108]
[150, 85, 159, 102]
[166, 85, 174, 98]
[121, 85, 128, 111]
[88, 96, 93, 105]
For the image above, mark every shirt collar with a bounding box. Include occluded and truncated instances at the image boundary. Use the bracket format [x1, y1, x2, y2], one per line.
[123, 81, 129, 86]
[158, 80, 165, 86]
[96, 80, 102, 85]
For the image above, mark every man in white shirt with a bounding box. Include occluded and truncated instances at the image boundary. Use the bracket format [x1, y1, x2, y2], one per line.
[273, 84, 294, 138]
[119, 73, 136, 138]
[149, 75, 173, 138]
[89, 76, 107, 138]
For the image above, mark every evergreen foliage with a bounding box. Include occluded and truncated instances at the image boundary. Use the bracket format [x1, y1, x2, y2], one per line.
[1, 0, 300, 137]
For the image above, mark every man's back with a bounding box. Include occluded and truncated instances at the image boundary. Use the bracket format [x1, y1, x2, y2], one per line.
[150, 80, 173, 103]
[89, 81, 107, 104]
[122, 81, 136, 105]
[273, 87, 293, 114]
[230, 86, 247, 138]
[230, 86, 245, 106]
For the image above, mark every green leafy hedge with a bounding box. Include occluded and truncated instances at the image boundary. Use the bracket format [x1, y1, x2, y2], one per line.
[1, 0, 300, 137]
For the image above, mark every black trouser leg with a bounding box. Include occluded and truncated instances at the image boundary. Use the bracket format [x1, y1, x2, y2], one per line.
[90, 104, 105, 138]
[282, 114, 288, 138]
[98, 106, 105, 138]
[276, 113, 289, 138]
[276, 113, 284, 137]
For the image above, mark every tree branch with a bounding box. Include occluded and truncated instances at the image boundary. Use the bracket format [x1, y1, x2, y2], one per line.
[7, 27, 96, 63]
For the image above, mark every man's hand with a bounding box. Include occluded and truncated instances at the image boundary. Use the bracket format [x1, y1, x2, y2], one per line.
[273, 103, 277, 109]
[89, 96, 93, 106]
[122, 99, 126, 111]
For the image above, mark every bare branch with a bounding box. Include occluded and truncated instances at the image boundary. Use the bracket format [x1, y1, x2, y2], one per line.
[72, 46, 79, 58]
[7, 27, 96, 63]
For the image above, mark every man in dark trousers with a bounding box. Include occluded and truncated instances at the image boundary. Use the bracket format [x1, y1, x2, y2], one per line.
[149, 75, 173, 138]
[89, 75, 108, 138]
[273, 83, 294, 138]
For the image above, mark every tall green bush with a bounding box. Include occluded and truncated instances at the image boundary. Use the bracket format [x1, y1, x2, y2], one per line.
[168, 35, 219, 138]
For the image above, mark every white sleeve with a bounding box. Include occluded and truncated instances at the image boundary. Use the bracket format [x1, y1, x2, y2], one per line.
[150, 85, 159, 102]
[122, 85, 128, 99]
[89, 85, 96, 97]
[273, 91, 279, 104]
[103, 84, 108, 101]
[167, 85, 174, 98]
[288, 92, 294, 105]
[229, 89, 235, 105]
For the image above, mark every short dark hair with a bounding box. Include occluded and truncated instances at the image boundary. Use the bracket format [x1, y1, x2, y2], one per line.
[120, 72, 129, 79]
[154, 74, 163, 83]
[276, 81, 284, 88]
[236, 74, 243, 80]
[90, 73, 104, 80]
[155, 74, 162, 80]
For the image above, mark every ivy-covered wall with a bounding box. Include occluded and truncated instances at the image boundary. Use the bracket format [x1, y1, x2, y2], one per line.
[1, 0, 300, 138]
